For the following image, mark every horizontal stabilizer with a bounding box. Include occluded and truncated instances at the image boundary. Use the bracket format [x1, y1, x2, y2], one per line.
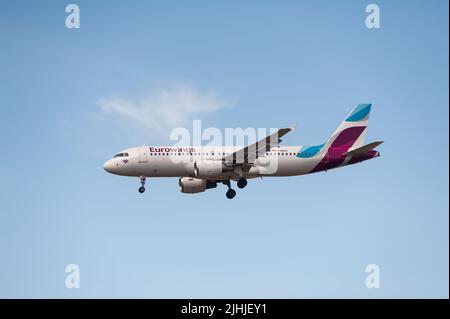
[345, 141, 384, 157]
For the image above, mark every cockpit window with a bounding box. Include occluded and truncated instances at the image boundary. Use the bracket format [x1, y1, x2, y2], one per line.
[113, 153, 129, 158]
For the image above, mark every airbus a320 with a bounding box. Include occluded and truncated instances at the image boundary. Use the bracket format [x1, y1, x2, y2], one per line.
[103, 104, 382, 199]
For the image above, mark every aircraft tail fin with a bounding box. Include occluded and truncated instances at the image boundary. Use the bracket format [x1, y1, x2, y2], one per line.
[323, 103, 372, 153]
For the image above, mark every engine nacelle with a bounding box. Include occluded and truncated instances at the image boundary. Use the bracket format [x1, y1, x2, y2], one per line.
[255, 156, 271, 166]
[194, 160, 224, 178]
[179, 177, 206, 194]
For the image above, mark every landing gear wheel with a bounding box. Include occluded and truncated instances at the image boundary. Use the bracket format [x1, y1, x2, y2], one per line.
[138, 176, 146, 194]
[237, 178, 247, 189]
[226, 189, 236, 199]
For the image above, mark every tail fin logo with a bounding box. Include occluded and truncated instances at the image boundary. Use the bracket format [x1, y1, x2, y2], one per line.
[346, 104, 371, 122]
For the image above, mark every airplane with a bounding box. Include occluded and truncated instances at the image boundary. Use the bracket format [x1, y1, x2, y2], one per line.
[103, 104, 382, 199]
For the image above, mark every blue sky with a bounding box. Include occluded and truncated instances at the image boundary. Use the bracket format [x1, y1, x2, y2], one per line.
[0, 0, 448, 298]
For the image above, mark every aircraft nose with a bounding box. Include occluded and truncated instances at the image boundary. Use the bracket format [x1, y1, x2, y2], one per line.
[103, 159, 115, 173]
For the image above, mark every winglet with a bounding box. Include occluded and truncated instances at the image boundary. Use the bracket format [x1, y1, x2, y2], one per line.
[289, 123, 298, 132]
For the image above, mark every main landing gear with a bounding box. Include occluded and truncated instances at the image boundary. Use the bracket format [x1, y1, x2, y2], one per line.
[226, 188, 236, 199]
[223, 178, 247, 199]
[222, 180, 236, 199]
[237, 178, 247, 189]
[138, 176, 146, 193]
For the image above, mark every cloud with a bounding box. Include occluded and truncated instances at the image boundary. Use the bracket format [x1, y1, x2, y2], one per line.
[97, 85, 233, 134]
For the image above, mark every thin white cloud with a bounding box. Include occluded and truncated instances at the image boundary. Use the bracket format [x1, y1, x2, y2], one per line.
[97, 85, 233, 134]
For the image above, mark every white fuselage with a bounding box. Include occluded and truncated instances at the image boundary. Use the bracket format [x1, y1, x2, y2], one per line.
[103, 145, 328, 180]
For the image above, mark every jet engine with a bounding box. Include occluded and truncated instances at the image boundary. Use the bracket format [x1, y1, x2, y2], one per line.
[179, 177, 207, 193]
[194, 160, 230, 178]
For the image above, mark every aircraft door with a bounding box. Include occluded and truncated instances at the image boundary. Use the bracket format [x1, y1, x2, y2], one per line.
[139, 146, 149, 164]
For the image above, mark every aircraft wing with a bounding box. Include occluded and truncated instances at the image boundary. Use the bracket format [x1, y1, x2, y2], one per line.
[223, 127, 293, 164]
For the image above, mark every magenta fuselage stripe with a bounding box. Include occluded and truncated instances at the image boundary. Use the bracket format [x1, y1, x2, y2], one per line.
[310, 126, 367, 173]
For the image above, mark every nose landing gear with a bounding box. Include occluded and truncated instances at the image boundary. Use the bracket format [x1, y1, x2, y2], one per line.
[138, 176, 146, 193]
